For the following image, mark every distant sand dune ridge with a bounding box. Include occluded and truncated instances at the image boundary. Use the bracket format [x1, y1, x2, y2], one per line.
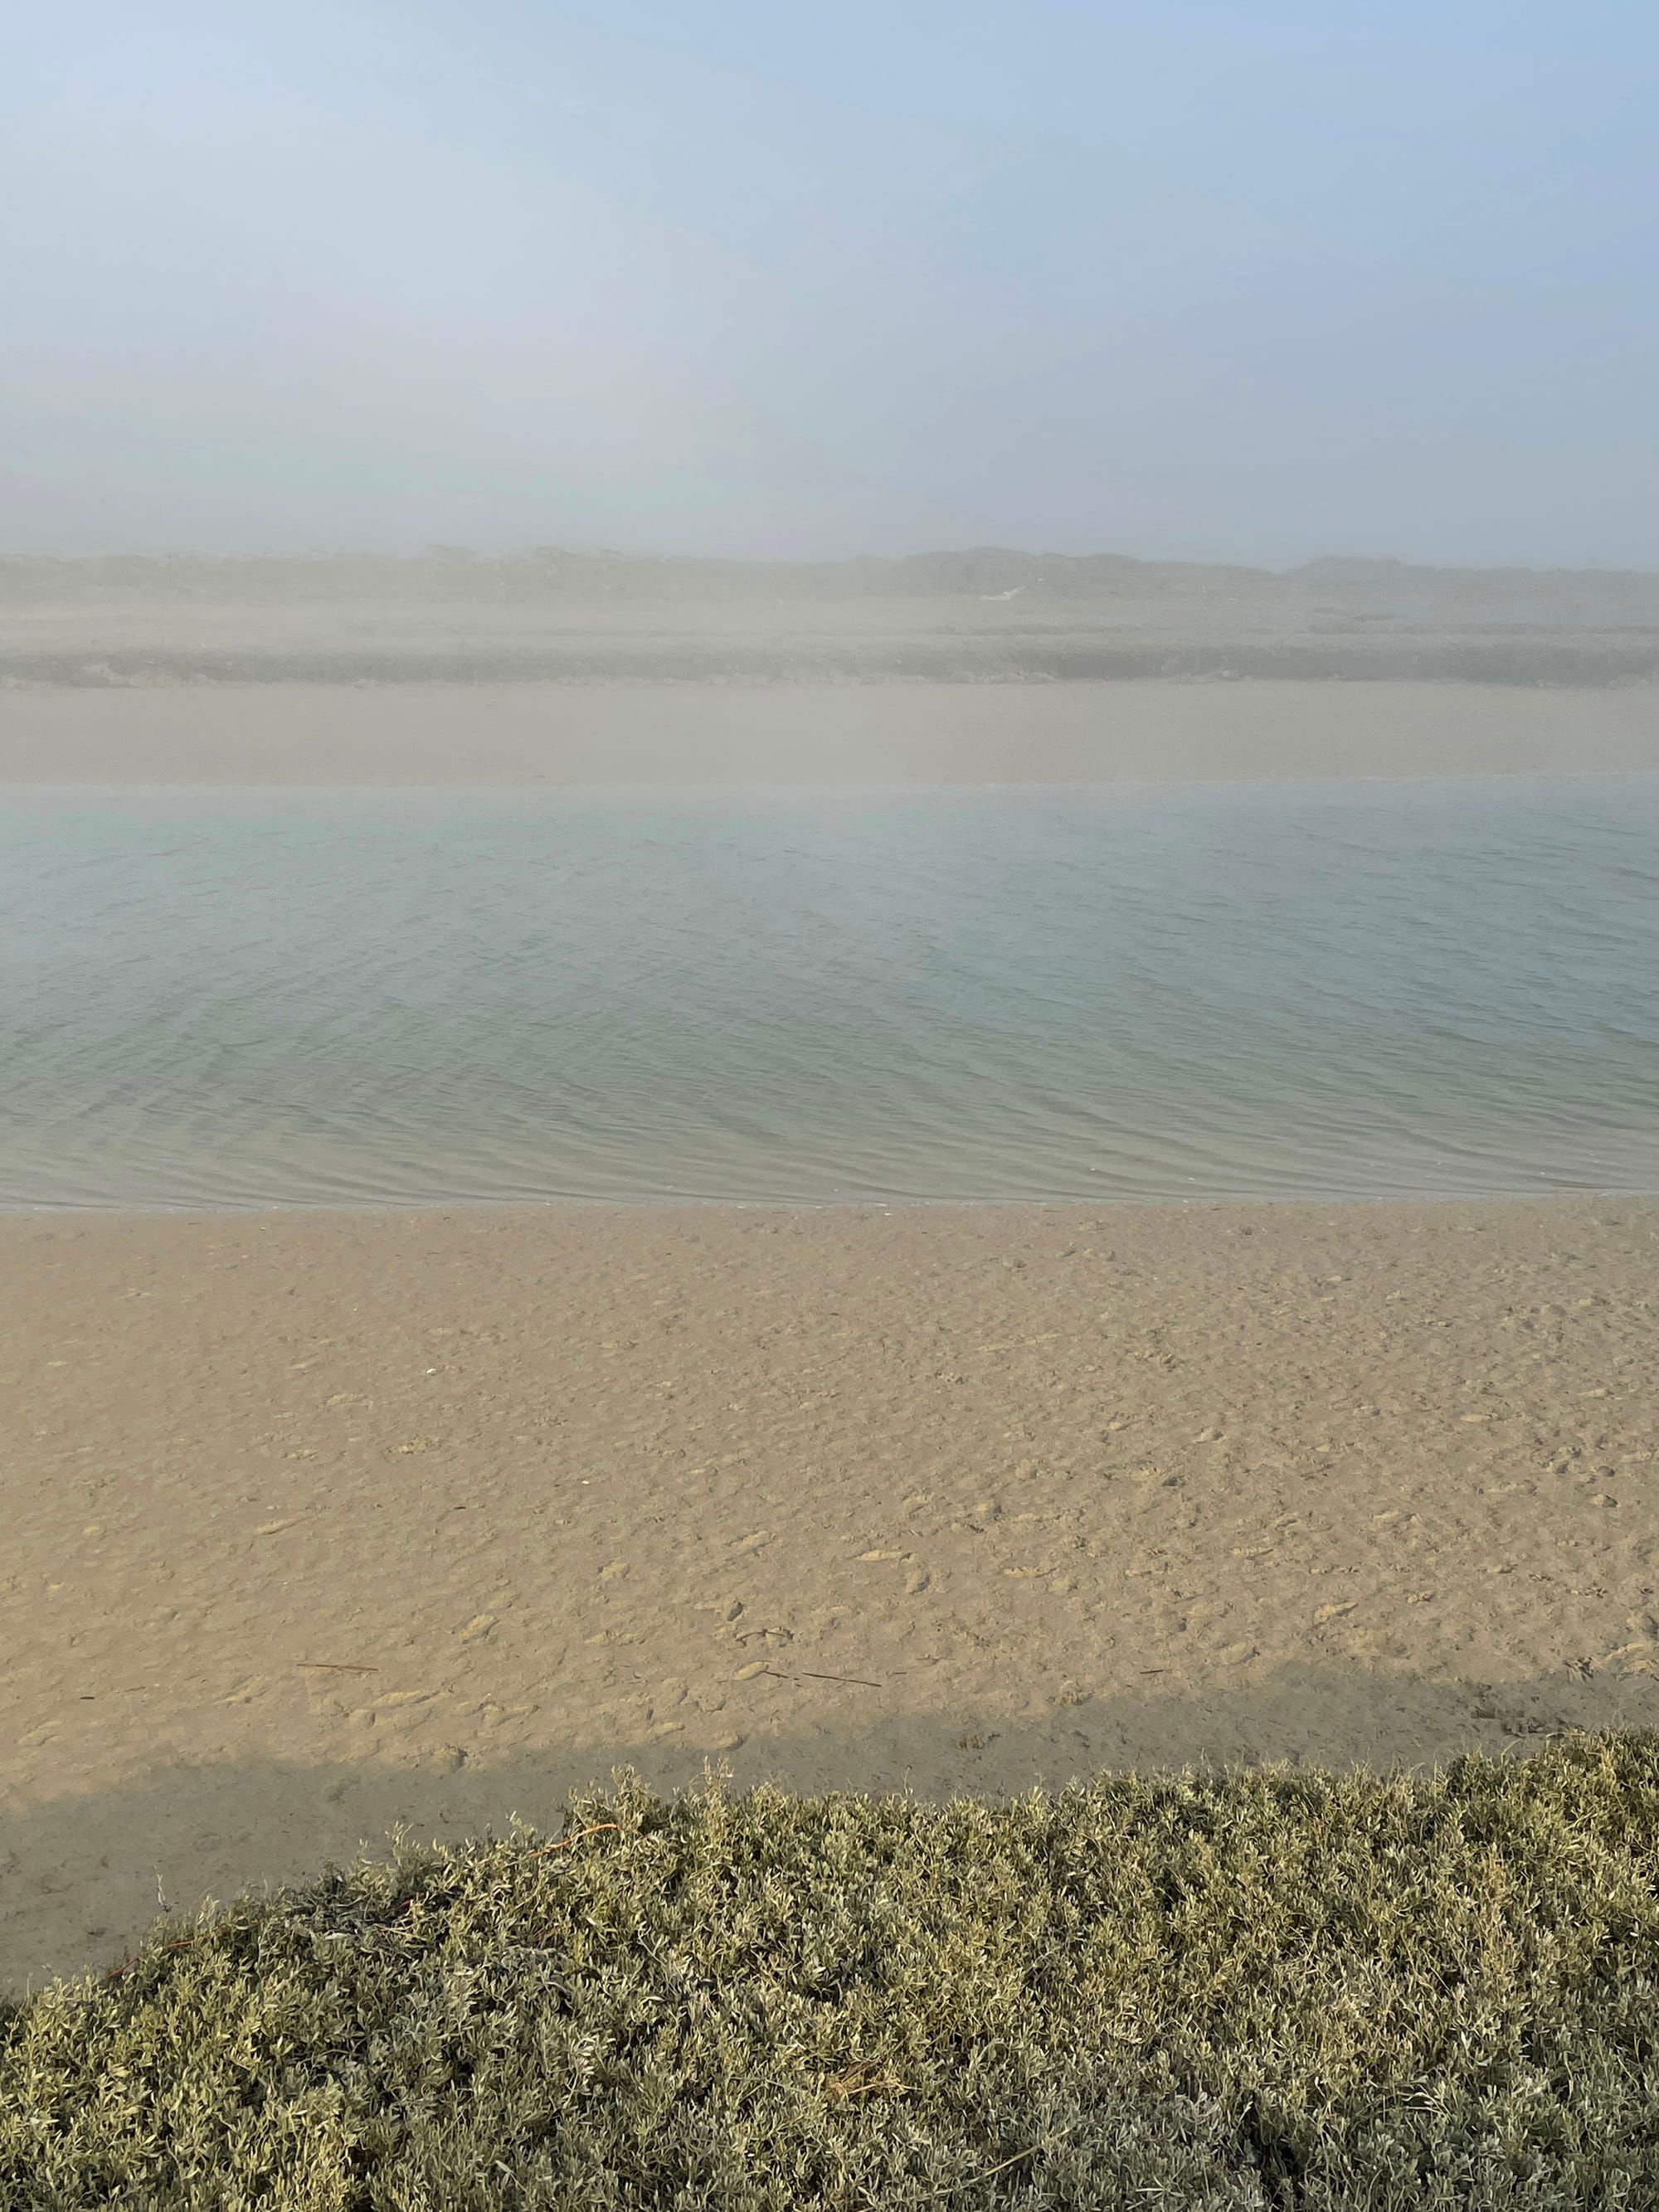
[3, 547, 1659, 687]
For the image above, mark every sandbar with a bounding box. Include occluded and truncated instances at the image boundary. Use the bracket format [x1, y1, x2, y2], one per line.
[1, 678, 1656, 787]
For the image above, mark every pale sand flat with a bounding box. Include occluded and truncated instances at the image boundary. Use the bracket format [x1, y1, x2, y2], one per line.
[2, 1196, 1656, 1990]
[2, 678, 1657, 788]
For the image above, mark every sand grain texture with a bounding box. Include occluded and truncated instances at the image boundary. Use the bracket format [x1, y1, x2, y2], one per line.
[3, 1197, 1657, 1989]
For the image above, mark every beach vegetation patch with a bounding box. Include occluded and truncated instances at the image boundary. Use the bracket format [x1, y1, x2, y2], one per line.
[4, 1734, 1658, 2206]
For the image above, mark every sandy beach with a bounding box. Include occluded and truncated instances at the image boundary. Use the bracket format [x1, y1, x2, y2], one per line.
[3, 1194, 1656, 1991]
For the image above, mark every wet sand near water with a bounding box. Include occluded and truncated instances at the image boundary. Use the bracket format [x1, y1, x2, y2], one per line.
[3, 1195, 1657, 1991]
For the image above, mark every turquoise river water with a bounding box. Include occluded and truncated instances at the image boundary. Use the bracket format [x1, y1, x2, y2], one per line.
[2, 775, 1656, 1209]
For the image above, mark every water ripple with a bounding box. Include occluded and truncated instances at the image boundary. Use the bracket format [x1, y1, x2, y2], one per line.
[2, 775, 1657, 1209]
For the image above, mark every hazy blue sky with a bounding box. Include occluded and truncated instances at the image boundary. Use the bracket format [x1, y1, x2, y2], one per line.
[5, 1, 1656, 564]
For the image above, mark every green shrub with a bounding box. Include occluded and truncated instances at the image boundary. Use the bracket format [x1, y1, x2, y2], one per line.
[5, 1734, 1658, 2207]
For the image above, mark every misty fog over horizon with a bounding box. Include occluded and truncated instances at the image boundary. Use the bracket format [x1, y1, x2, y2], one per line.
[7, 8, 1658, 723]
[7, 545, 1659, 579]
[7, 2, 1658, 570]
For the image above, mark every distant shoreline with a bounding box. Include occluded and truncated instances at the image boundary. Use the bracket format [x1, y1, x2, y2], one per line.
[6, 548, 1658, 691]
[8, 649, 1659, 686]
[3, 678, 1655, 786]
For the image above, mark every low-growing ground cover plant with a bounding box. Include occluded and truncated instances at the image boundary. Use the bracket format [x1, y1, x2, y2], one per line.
[4, 1734, 1657, 2207]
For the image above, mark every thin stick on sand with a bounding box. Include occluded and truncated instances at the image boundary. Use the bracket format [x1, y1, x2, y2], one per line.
[761, 1667, 884, 1689]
